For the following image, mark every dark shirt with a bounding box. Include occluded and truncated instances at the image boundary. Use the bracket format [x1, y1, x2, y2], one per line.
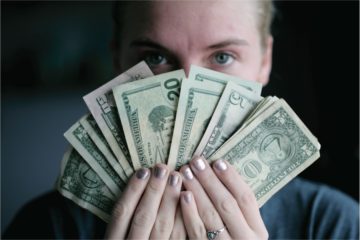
[3, 178, 359, 239]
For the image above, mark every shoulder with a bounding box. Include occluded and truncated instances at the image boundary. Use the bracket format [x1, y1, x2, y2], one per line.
[261, 177, 359, 239]
[3, 191, 106, 239]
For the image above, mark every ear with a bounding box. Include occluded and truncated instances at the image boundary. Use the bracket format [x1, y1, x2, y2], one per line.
[110, 38, 121, 74]
[257, 36, 273, 86]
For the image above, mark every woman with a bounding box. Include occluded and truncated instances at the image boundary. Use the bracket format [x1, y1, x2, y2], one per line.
[4, 1, 358, 239]
[105, 1, 358, 239]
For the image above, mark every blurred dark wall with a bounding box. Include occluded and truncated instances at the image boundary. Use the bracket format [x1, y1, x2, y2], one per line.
[265, 1, 359, 202]
[1, 1, 359, 234]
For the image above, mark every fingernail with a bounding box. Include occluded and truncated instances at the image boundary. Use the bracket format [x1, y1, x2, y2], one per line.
[214, 159, 227, 171]
[183, 192, 192, 203]
[169, 173, 179, 186]
[154, 165, 167, 179]
[136, 168, 149, 179]
[193, 157, 206, 171]
[183, 167, 194, 180]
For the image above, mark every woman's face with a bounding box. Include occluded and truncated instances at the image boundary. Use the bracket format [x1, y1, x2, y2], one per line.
[114, 0, 273, 85]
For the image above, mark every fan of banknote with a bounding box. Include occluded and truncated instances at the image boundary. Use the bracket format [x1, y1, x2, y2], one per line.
[57, 62, 321, 222]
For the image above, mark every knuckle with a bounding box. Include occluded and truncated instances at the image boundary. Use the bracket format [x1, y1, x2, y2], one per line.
[259, 229, 269, 239]
[190, 223, 206, 239]
[147, 181, 162, 194]
[112, 201, 127, 220]
[170, 225, 186, 240]
[218, 197, 237, 215]
[153, 217, 172, 235]
[243, 233, 256, 239]
[127, 180, 143, 193]
[238, 190, 257, 207]
[132, 208, 154, 228]
[200, 208, 218, 224]
[262, 231, 269, 239]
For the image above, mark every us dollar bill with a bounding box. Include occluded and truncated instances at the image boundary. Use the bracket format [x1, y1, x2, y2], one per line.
[57, 148, 115, 222]
[167, 80, 225, 170]
[194, 81, 263, 159]
[83, 62, 153, 177]
[80, 114, 128, 183]
[64, 118, 125, 196]
[113, 70, 185, 169]
[239, 96, 279, 131]
[210, 99, 321, 207]
[188, 65, 263, 96]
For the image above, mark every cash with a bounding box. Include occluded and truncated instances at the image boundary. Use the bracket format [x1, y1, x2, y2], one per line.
[57, 148, 115, 222]
[113, 70, 185, 169]
[83, 62, 153, 177]
[79, 114, 128, 183]
[210, 99, 320, 207]
[194, 81, 263, 159]
[57, 63, 320, 222]
[167, 80, 224, 170]
[64, 116, 125, 196]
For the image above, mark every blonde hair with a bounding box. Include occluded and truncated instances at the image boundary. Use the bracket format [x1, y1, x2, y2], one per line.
[256, 0, 275, 48]
[112, 0, 275, 49]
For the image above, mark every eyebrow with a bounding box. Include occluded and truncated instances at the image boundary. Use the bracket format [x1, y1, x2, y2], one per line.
[130, 38, 249, 51]
[130, 38, 168, 51]
[208, 39, 249, 49]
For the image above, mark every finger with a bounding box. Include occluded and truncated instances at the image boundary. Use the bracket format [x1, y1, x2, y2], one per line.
[150, 171, 182, 239]
[190, 156, 251, 237]
[213, 159, 268, 237]
[105, 168, 150, 239]
[180, 165, 231, 239]
[180, 191, 207, 240]
[127, 164, 169, 239]
[170, 206, 187, 240]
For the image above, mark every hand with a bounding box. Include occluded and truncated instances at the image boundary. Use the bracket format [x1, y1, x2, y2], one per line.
[105, 163, 185, 239]
[179, 157, 268, 239]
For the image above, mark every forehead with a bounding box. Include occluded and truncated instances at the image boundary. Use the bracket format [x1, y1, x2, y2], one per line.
[119, 1, 258, 39]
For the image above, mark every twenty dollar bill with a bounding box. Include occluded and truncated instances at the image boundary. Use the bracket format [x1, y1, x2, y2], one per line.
[113, 70, 185, 169]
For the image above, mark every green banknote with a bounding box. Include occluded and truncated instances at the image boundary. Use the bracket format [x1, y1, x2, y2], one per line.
[188, 65, 263, 96]
[83, 62, 153, 177]
[210, 99, 321, 207]
[194, 81, 263, 159]
[113, 70, 185, 169]
[64, 118, 125, 196]
[167, 80, 224, 170]
[80, 114, 128, 183]
[57, 148, 115, 222]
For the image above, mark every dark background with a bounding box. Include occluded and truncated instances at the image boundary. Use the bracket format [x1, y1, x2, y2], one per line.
[2, 1, 359, 233]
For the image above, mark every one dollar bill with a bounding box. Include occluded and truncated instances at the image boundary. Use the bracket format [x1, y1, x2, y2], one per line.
[57, 148, 115, 222]
[80, 114, 128, 183]
[188, 65, 262, 96]
[210, 99, 321, 207]
[64, 117, 125, 196]
[83, 62, 153, 177]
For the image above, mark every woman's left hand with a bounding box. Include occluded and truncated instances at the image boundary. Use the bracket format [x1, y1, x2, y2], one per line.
[179, 157, 269, 240]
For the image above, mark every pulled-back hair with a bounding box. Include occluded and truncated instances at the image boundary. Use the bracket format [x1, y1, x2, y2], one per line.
[112, 0, 275, 49]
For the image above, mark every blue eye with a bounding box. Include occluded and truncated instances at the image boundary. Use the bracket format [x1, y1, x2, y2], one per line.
[144, 53, 167, 66]
[212, 52, 234, 65]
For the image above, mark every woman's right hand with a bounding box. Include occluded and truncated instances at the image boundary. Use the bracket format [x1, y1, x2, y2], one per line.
[104, 163, 186, 239]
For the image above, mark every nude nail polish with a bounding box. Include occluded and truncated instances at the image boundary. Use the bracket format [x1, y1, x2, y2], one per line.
[194, 157, 206, 171]
[183, 192, 192, 203]
[154, 166, 167, 179]
[214, 159, 227, 171]
[169, 173, 179, 186]
[136, 168, 149, 179]
[183, 167, 194, 180]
